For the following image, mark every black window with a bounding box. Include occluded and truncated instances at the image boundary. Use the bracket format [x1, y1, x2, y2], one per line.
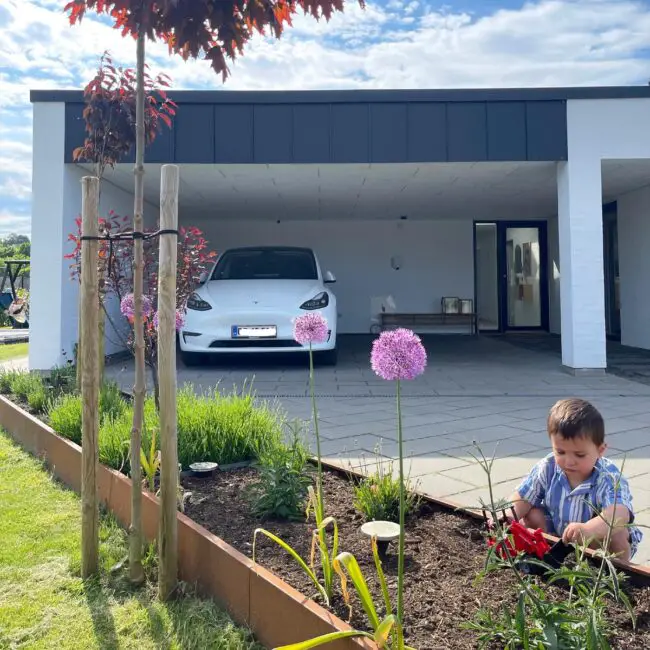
[212, 248, 318, 280]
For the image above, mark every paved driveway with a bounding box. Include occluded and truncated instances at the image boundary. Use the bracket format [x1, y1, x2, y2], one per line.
[106, 334, 650, 565]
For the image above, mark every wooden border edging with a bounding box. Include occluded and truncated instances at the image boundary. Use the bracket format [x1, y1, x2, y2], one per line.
[0, 395, 373, 650]
[319, 459, 650, 586]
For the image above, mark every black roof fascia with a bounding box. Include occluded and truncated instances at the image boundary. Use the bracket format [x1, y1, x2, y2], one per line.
[30, 85, 650, 105]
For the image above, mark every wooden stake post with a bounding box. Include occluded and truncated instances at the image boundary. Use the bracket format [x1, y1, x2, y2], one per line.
[80, 176, 100, 578]
[157, 164, 180, 600]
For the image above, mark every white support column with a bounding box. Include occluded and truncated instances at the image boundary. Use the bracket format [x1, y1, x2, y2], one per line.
[556, 157, 606, 373]
[29, 102, 79, 370]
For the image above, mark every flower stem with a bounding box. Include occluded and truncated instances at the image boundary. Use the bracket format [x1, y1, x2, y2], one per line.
[397, 378, 405, 650]
[309, 343, 324, 514]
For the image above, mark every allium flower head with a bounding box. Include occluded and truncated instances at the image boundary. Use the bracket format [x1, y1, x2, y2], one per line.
[293, 313, 329, 345]
[153, 309, 186, 332]
[120, 293, 153, 321]
[371, 328, 427, 381]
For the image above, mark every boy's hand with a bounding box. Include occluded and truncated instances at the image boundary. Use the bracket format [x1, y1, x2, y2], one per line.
[562, 522, 588, 545]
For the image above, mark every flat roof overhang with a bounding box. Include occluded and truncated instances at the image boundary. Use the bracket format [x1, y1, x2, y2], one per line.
[74, 159, 650, 223]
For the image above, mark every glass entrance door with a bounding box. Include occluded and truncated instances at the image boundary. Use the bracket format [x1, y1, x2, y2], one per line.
[504, 226, 543, 328]
[473, 221, 548, 332]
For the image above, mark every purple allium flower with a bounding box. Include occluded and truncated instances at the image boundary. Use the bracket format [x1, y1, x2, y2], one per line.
[371, 328, 427, 381]
[153, 309, 185, 332]
[293, 313, 329, 345]
[120, 293, 153, 321]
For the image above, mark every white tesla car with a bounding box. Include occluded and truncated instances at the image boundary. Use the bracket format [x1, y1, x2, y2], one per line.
[179, 246, 338, 365]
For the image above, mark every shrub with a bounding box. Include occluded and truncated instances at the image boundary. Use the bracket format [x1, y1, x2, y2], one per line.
[10, 371, 44, 402]
[99, 380, 128, 421]
[47, 364, 77, 398]
[0, 368, 20, 393]
[27, 383, 50, 413]
[99, 398, 157, 472]
[48, 393, 83, 445]
[249, 421, 312, 521]
[353, 454, 420, 523]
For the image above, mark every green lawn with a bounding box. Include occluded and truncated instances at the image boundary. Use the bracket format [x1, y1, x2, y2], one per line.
[0, 431, 263, 649]
[0, 342, 28, 362]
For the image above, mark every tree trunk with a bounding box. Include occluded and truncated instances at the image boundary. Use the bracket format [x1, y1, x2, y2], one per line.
[128, 29, 146, 586]
[80, 176, 100, 578]
[157, 164, 180, 601]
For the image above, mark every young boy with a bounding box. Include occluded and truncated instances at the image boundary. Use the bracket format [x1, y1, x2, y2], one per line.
[505, 397, 643, 562]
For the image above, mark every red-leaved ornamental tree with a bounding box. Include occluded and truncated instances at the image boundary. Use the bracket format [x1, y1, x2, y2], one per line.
[65, 0, 363, 600]
[74, 51, 176, 181]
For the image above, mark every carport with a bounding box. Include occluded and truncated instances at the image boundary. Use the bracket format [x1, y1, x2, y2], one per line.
[28, 85, 650, 372]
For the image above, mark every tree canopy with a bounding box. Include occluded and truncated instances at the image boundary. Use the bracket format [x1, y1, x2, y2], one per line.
[64, 0, 362, 80]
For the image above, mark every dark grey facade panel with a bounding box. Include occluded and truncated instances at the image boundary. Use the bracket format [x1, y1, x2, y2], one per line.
[61, 94, 569, 165]
[331, 104, 369, 163]
[487, 102, 527, 161]
[175, 104, 213, 163]
[370, 103, 407, 163]
[447, 102, 488, 161]
[407, 103, 447, 161]
[253, 104, 293, 163]
[292, 105, 330, 163]
[214, 105, 253, 163]
[526, 101, 567, 161]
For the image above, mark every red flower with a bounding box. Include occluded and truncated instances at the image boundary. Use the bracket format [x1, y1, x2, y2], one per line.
[487, 520, 550, 560]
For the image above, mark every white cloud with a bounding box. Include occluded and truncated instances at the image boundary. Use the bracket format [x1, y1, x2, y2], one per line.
[2, 0, 650, 238]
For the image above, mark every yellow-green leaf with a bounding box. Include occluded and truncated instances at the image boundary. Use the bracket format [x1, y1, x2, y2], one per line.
[334, 552, 380, 629]
[274, 630, 374, 650]
[374, 615, 396, 648]
[254, 528, 329, 605]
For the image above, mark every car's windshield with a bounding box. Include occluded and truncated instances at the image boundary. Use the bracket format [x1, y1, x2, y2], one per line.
[211, 248, 318, 280]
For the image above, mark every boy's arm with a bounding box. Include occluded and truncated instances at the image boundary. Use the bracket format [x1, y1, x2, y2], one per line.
[508, 490, 535, 521]
[563, 504, 631, 544]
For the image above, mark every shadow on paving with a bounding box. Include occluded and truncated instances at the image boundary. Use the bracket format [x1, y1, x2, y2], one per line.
[497, 332, 650, 387]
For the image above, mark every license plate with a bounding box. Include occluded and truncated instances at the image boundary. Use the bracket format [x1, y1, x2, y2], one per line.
[232, 325, 277, 338]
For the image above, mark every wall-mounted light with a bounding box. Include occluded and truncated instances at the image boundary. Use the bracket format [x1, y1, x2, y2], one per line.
[390, 255, 403, 271]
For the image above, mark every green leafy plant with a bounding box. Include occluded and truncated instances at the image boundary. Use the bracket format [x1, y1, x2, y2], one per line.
[249, 420, 312, 521]
[27, 383, 50, 413]
[48, 393, 84, 445]
[463, 445, 637, 650]
[0, 368, 20, 393]
[353, 452, 420, 523]
[10, 371, 44, 402]
[253, 484, 341, 606]
[140, 427, 161, 492]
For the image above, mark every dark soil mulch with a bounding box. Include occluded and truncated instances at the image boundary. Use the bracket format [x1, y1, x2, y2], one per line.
[182, 467, 650, 650]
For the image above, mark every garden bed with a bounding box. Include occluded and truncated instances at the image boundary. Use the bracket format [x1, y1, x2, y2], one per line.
[182, 465, 650, 650]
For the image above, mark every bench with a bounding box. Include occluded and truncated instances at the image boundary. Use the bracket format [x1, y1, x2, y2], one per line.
[377, 297, 478, 335]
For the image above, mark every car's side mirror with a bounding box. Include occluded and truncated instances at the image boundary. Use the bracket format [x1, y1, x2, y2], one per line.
[324, 271, 336, 284]
[198, 271, 208, 284]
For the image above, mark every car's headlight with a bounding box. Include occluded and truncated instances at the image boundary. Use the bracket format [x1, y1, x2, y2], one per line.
[300, 292, 329, 310]
[186, 292, 212, 311]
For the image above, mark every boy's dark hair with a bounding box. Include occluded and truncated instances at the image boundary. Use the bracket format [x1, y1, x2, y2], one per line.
[547, 398, 605, 446]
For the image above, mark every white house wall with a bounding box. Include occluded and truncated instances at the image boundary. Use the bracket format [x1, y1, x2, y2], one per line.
[617, 184, 650, 350]
[29, 99, 158, 370]
[557, 98, 650, 370]
[194, 218, 474, 334]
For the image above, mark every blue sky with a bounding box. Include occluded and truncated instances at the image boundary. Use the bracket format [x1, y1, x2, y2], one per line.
[1, 0, 650, 238]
